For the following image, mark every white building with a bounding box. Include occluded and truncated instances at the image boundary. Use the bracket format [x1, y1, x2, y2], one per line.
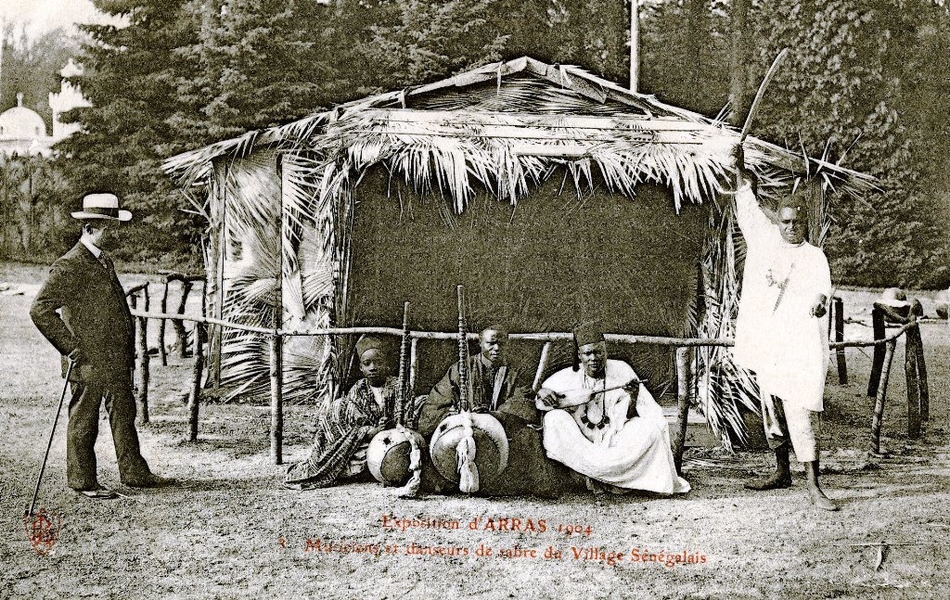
[0, 92, 53, 156]
[0, 59, 89, 157]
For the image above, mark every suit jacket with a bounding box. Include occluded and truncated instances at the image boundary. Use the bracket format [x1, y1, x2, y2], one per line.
[30, 242, 135, 382]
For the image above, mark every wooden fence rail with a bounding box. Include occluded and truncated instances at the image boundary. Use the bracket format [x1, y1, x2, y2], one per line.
[127, 309, 927, 468]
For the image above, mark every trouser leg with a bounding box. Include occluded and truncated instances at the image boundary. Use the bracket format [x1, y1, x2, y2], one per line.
[782, 406, 837, 510]
[783, 404, 820, 463]
[102, 380, 151, 483]
[66, 382, 102, 490]
[760, 389, 791, 452]
[746, 389, 792, 490]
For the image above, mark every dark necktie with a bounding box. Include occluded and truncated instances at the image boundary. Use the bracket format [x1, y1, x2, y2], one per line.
[99, 251, 114, 272]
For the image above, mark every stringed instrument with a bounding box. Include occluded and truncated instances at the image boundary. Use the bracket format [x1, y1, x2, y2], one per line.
[366, 301, 426, 497]
[536, 378, 648, 410]
[428, 286, 509, 493]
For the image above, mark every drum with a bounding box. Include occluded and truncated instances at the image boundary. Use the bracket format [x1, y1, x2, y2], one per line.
[429, 412, 509, 492]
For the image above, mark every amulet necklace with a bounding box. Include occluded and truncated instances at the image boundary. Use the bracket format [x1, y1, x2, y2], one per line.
[580, 378, 610, 430]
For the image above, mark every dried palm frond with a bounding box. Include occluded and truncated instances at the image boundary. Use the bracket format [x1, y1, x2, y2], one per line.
[165, 57, 875, 209]
[693, 195, 759, 450]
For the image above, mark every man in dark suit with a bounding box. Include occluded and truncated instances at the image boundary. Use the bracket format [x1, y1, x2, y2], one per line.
[30, 192, 172, 498]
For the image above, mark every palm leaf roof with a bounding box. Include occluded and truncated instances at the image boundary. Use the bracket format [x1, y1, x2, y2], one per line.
[163, 56, 876, 209]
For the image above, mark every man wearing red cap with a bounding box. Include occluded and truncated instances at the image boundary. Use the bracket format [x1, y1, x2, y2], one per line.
[535, 323, 690, 495]
[30, 192, 173, 498]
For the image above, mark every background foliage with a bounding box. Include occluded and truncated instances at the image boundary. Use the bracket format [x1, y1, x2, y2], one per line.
[1, 0, 948, 287]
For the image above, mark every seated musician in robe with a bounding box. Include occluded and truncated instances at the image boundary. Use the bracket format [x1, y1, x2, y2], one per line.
[284, 335, 406, 490]
[535, 323, 690, 495]
[417, 325, 560, 496]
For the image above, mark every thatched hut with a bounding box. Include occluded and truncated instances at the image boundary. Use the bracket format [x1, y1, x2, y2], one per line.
[164, 57, 873, 443]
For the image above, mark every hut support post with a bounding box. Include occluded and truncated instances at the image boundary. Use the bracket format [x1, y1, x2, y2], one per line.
[270, 334, 284, 465]
[833, 296, 847, 384]
[867, 305, 886, 396]
[870, 338, 896, 454]
[210, 160, 228, 391]
[188, 323, 205, 442]
[673, 346, 693, 475]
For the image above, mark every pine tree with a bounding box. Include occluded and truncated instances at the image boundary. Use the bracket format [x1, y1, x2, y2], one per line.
[57, 0, 205, 264]
[754, 0, 950, 288]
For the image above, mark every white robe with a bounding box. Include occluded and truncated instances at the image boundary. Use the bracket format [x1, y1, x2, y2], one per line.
[732, 185, 831, 412]
[538, 360, 690, 494]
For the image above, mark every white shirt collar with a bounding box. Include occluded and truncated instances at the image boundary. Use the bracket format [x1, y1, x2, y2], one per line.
[80, 236, 102, 258]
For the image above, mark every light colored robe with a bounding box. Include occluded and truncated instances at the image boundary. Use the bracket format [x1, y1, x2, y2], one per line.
[732, 185, 831, 412]
[538, 360, 690, 494]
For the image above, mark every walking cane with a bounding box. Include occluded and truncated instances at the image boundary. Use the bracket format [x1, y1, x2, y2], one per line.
[25, 360, 73, 518]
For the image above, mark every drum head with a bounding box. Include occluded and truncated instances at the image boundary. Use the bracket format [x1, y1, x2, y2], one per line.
[367, 428, 424, 486]
[429, 413, 509, 486]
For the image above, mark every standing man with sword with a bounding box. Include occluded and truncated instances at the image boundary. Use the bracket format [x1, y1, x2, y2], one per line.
[729, 50, 837, 509]
[30, 192, 173, 499]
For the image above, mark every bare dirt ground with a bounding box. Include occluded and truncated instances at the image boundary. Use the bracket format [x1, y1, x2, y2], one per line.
[0, 262, 948, 600]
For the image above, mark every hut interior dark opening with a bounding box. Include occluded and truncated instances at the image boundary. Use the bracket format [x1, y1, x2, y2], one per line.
[347, 168, 708, 393]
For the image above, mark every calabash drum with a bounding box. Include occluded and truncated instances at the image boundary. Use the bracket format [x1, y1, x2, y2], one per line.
[367, 426, 425, 487]
[429, 412, 509, 491]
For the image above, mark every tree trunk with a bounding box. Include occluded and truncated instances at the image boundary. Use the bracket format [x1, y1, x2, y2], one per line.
[686, 0, 705, 106]
[729, 0, 751, 125]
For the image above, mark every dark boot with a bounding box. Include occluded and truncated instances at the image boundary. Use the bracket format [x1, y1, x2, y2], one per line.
[745, 445, 792, 490]
[805, 459, 837, 511]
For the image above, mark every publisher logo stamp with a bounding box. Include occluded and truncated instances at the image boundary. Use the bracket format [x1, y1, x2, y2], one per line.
[24, 508, 62, 556]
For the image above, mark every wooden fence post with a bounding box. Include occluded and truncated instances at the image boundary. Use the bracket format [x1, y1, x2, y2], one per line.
[175, 279, 195, 358]
[913, 325, 929, 422]
[188, 323, 205, 442]
[673, 346, 693, 475]
[270, 334, 284, 465]
[833, 296, 847, 384]
[135, 284, 150, 424]
[870, 338, 896, 454]
[905, 320, 921, 438]
[867, 305, 886, 397]
[159, 279, 169, 366]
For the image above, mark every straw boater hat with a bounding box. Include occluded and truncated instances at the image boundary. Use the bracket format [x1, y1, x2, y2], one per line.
[71, 193, 133, 222]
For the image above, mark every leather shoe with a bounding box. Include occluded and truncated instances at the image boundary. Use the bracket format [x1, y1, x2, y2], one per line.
[76, 486, 119, 500]
[124, 473, 176, 488]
